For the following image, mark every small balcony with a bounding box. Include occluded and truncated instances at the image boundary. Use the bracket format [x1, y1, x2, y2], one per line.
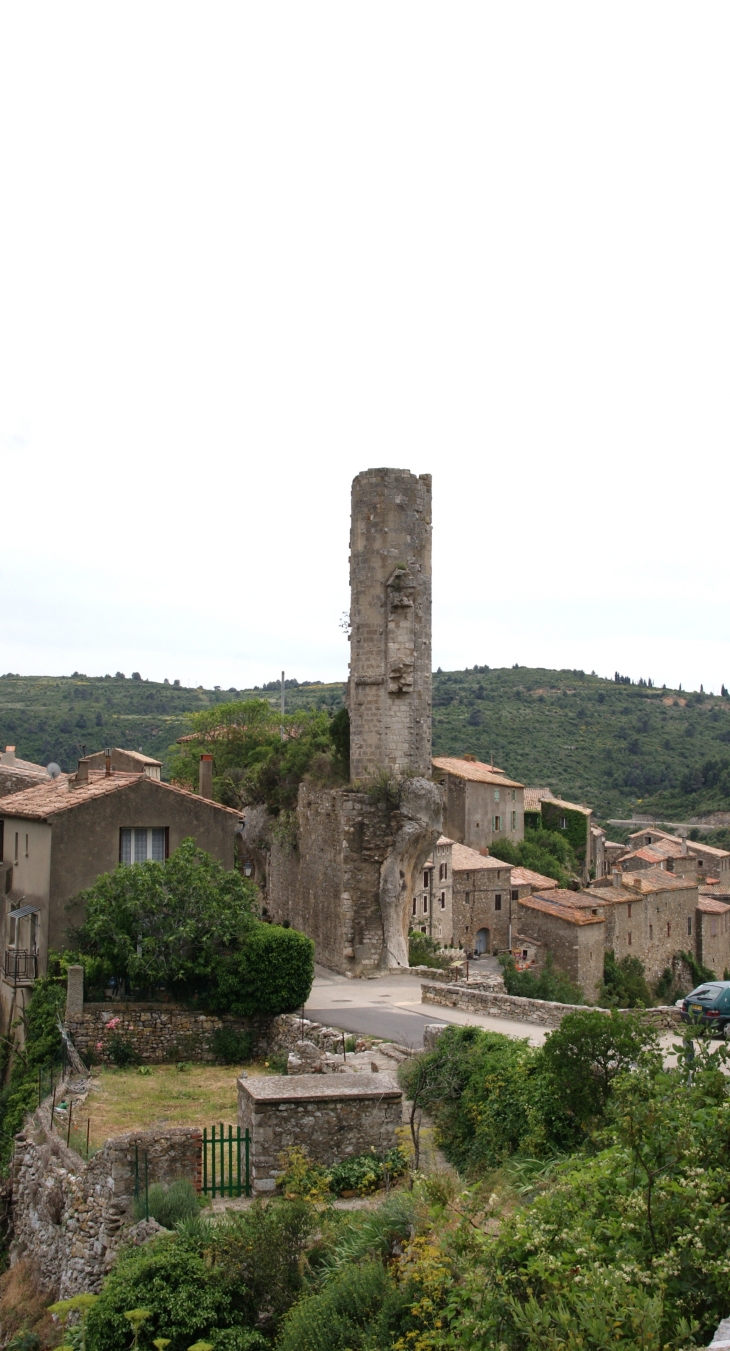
[4, 949, 38, 984]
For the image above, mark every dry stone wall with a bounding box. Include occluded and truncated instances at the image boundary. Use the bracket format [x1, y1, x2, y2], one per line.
[11, 1096, 201, 1296]
[421, 982, 682, 1030]
[67, 1004, 270, 1065]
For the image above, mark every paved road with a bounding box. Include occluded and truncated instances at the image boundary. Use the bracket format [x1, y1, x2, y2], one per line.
[305, 965, 549, 1049]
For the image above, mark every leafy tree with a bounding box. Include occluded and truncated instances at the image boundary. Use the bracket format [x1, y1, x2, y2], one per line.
[539, 1008, 658, 1137]
[72, 840, 258, 995]
[599, 950, 653, 1007]
[205, 924, 314, 1017]
[489, 827, 578, 887]
[500, 952, 585, 1005]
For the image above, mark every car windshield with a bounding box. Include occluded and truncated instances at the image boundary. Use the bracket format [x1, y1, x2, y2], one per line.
[688, 985, 723, 1001]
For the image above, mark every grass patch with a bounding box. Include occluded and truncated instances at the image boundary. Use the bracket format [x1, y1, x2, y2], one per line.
[77, 1063, 263, 1148]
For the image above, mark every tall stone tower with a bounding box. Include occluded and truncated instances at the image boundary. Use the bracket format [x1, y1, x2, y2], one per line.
[348, 468, 432, 780]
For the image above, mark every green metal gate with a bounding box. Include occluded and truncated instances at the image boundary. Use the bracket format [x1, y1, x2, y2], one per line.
[202, 1123, 250, 1198]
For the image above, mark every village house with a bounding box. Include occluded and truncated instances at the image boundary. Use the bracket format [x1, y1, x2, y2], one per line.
[0, 751, 243, 1029]
[624, 827, 730, 885]
[421, 838, 556, 953]
[0, 747, 50, 800]
[432, 756, 524, 852]
[515, 890, 606, 999]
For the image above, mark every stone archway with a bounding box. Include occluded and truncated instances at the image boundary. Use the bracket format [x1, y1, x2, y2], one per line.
[475, 927, 490, 955]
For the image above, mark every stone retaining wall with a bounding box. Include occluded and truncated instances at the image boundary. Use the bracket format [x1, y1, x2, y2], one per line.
[421, 983, 682, 1029]
[11, 1095, 201, 1296]
[67, 1004, 271, 1065]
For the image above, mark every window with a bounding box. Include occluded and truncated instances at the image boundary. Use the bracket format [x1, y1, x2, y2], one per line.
[495, 894, 502, 911]
[465, 892, 470, 904]
[712, 917, 718, 938]
[493, 816, 501, 831]
[120, 828, 167, 864]
[628, 931, 632, 946]
[14, 833, 18, 865]
[440, 891, 445, 909]
[412, 897, 417, 915]
[494, 789, 500, 803]
[667, 922, 671, 938]
[439, 863, 446, 881]
[511, 888, 518, 901]
[698, 859, 704, 868]
[511, 811, 517, 830]
[627, 903, 632, 918]
[465, 871, 470, 882]
[559, 816, 567, 830]
[423, 870, 429, 889]
[24, 834, 28, 859]
[687, 916, 692, 937]
[649, 924, 653, 940]
[423, 895, 428, 913]
[512, 789, 516, 801]
[7, 913, 16, 947]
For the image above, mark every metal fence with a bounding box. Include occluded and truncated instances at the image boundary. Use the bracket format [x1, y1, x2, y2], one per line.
[202, 1123, 250, 1198]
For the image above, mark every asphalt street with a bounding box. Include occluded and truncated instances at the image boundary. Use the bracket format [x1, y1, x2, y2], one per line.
[305, 965, 549, 1048]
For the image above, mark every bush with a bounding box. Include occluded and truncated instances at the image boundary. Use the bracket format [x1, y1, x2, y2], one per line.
[211, 1027, 254, 1065]
[327, 1149, 408, 1196]
[500, 952, 585, 1005]
[207, 924, 314, 1018]
[0, 977, 65, 1171]
[276, 1260, 397, 1351]
[106, 1033, 138, 1068]
[599, 950, 652, 1007]
[133, 1179, 204, 1227]
[408, 930, 449, 969]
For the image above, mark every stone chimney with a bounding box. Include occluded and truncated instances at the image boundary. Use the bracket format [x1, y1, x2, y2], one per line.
[681, 836, 688, 856]
[1, 746, 16, 766]
[613, 869, 622, 888]
[73, 758, 90, 788]
[348, 468, 432, 780]
[199, 753, 214, 800]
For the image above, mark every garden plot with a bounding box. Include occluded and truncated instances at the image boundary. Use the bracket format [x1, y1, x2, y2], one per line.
[76, 1063, 268, 1148]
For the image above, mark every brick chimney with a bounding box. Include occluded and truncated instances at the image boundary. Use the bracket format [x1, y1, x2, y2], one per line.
[199, 754, 214, 800]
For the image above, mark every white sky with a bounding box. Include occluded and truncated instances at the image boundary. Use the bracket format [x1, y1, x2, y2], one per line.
[1, 3, 728, 693]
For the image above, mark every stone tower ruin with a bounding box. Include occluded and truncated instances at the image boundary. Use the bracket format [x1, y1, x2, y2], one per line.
[268, 467, 442, 973]
[348, 468, 432, 781]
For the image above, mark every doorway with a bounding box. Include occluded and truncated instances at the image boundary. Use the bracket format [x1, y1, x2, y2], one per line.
[475, 927, 490, 954]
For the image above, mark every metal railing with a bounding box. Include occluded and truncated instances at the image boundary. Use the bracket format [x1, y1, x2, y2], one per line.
[202, 1124, 250, 1198]
[4, 949, 38, 982]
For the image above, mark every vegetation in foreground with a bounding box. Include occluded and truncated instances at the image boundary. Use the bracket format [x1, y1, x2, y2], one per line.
[22, 1016, 725, 1351]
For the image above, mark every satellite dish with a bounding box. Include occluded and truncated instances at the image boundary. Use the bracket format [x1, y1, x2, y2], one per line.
[47, 763, 61, 779]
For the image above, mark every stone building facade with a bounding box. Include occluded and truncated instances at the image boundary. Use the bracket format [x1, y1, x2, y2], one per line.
[696, 895, 730, 975]
[237, 1073, 402, 1193]
[348, 468, 432, 780]
[432, 756, 524, 852]
[625, 827, 730, 885]
[516, 891, 606, 999]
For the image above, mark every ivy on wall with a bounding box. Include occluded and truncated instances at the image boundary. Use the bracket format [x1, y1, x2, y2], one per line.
[540, 801, 589, 867]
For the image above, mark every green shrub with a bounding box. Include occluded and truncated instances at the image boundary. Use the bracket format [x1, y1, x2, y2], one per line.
[408, 931, 449, 969]
[266, 1050, 289, 1074]
[133, 1179, 204, 1227]
[327, 1148, 408, 1196]
[500, 952, 585, 1005]
[106, 1033, 138, 1068]
[599, 950, 652, 1007]
[211, 1026, 254, 1065]
[0, 977, 65, 1172]
[276, 1259, 397, 1351]
[207, 924, 314, 1017]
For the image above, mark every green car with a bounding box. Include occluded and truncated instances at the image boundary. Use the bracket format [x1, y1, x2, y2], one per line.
[681, 980, 730, 1036]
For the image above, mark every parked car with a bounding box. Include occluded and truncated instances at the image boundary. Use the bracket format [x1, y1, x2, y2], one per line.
[680, 981, 730, 1036]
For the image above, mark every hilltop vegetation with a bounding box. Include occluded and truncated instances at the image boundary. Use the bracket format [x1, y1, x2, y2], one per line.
[3, 666, 730, 822]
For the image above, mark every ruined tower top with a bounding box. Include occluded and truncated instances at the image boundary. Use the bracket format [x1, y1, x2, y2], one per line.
[348, 468, 432, 780]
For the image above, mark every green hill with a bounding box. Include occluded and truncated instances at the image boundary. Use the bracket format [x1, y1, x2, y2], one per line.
[2, 666, 730, 824]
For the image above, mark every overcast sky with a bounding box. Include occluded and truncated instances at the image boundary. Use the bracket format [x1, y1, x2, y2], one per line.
[1, 3, 728, 693]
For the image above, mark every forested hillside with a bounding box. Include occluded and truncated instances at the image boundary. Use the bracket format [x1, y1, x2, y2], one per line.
[2, 666, 730, 823]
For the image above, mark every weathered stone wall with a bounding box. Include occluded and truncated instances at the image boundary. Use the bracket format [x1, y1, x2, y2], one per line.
[421, 981, 682, 1030]
[348, 468, 432, 780]
[515, 899, 605, 1001]
[269, 778, 441, 973]
[11, 1100, 201, 1296]
[237, 1073, 402, 1192]
[67, 1004, 270, 1064]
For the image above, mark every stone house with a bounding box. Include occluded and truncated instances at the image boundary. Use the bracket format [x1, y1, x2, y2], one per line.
[509, 865, 558, 902]
[432, 756, 524, 853]
[696, 896, 730, 976]
[421, 839, 555, 953]
[0, 746, 50, 799]
[0, 754, 243, 1029]
[515, 891, 606, 999]
[625, 827, 730, 885]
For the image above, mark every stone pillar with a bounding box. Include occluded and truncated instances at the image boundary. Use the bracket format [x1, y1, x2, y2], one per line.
[65, 964, 84, 1020]
[199, 754, 213, 799]
[348, 468, 432, 780]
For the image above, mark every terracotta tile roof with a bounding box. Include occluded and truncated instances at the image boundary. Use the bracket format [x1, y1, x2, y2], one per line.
[86, 748, 163, 768]
[432, 757, 523, 789]
[628, 827, 730, 860]
[697, 897, 730, 914]
[621, 868, 695, 894]
[621, 846, 672, 866]
[524, 787, 557, 812]
[0, 773, 243, 821]
[510, 866, 558, 891]
[517, 893, 605, 926]
[450, 842, 509, 874]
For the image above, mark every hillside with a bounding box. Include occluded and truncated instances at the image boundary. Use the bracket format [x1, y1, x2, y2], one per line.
[2, 666, 730, 823]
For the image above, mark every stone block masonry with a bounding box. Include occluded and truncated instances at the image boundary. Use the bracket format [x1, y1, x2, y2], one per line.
[349, 468, 432, 780]
[421, 982, 682, 1030]
[237, 1073, 402, 1193]
[11, 1097, 201, 1296]
[67, 1003, 269, 1065]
